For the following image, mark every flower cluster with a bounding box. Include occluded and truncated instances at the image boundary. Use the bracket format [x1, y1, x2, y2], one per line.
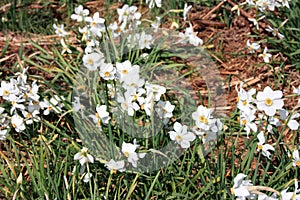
[231, 173, 300, 200]
[0, 68, 65, 140]
[235, 0, 289, 63]
[67, 4, 218, 172]
[236, 84, 299, 159]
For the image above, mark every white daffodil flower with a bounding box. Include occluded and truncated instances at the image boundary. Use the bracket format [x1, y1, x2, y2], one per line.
[117, 94, 140, 116]
[39, 96, 63, 115]
[53, 24, 68, 37]
[236, 83, 256, 113]
[276, 109, 299, 130]
[257, 132, 275, 159]
[116, 60, 136, 82]
[83, 52, 104, 71]
[11, 114, 26, 132]
[82, 172, 93, 183]
[117, 4, 141, 24]
[246, 39, 261, 54]
[74, 147, 94, 166]
[145, 82, 166, 102]
[85, 12, 105, 29]
[192, 105, 213, 131]
[105, 159, 125, 173]
[146, 0, 162, 9]
[292, 149, 300, 168]
[255, 86, 284, 117]
[231, 173, 254, 199]
[155, 100, 175, 124]
[60, 39, 72, 55]
[0, 79, 20, 101]
[294, 85, 300, 105]
[71, 5, 89, 22]
[279, 0, 291, 8]
[99, 63, 116, 80]
[266, 26, 284, 39]
[240, 109, 258, 138]
[258, 47, 272, 63]
[79, 26, 90, 41]
[138, 31, 153, 49]
[89, 104, 110, 126]
[183, 3, 192, 21]
[0, 129, 8, 140]
[121, 140, 145, 168]
[169, 122, 196, 148]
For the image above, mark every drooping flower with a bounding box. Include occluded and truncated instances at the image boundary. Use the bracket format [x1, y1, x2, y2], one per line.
[105, 159, 125, 173]
[121, 140, 145, 168]
[146, 0, 162, 9]
[82, 172, 93, 183]
[292, 149, 300, 168]
[178, 24, 203, 46]
[257, 131, 275, 159]
[255, 86, 284, 117]
[236, 83, 256, 113]
[183, 3, 192, 21]
[11, 114, 26, 132]
[145, 82, 166, 102]
[276, 109, 299, 130]
[89, 104, 110, 126]
[60, 39, 72, 55]
[231, 173, 255, 199]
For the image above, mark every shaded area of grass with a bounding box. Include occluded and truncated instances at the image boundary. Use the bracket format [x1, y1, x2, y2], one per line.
[0, 0, 88, 34]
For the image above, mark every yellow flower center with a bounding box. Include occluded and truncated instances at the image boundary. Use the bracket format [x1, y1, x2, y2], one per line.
[199, 115, 205, 122]
[12, 123, 16, 128]
[265, 98, 273, 106]
[48, 106, 53, 111]
[124, 152, 129, 157]
[257, 144, 263, 151]
[104, 72, 110, 77]
[26, 113, 32, 118]
[3, 90, 9, 96]
[241, 119, 247, 125]
[87, 58, 94, 65]
[242, 100, 247, 106]
[282, 120, 287, 125]
[92, 22, 97, 27]
[176, 135, 182, 142]
[230, 188, 235, 195]
[296, 160, 300, 167]
[140, 104, 144, 110]
[133, 95, 137, 101]
[122, 69, 128, 74]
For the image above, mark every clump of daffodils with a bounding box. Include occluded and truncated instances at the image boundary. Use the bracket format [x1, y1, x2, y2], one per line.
[0, 67, 65, 140]
[236, 83, 299, 160]
[66, 4, 220, 172]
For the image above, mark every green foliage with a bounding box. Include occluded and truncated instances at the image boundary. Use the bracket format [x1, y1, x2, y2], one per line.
[266, 0, 300, 69]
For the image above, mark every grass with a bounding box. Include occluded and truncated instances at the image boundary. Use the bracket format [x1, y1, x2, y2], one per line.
[0, 0, 300, 199]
